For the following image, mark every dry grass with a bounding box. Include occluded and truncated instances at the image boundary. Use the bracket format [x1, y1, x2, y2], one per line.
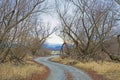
[51, 57, 120, 80]
[75, 61, 120, 80]
[0, 55, 46, 80]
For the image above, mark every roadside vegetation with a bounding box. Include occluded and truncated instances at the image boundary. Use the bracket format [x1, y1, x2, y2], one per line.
[56, 0, 120, 62]
[0, 54, 50, 80]
[0, 0, 51, 80]
[0, 60, 46, 80]
[51, 57, 120, 80]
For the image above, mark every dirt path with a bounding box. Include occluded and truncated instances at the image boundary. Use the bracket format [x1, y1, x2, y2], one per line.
[35, 56, 92, 80]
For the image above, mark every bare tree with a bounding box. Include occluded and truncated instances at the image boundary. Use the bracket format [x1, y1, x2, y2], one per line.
[27, 19, 56, 55]
[117, 35, 120, 55]
[56, 0, 119, 61]
[0, 0, 47, 64]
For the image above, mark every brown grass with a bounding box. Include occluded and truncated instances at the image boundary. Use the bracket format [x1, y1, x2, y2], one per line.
[0, 55, 47, 80]
[51, 57, 120, 80]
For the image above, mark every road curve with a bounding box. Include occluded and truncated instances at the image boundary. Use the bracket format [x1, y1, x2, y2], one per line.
[35, 56, 92, 80]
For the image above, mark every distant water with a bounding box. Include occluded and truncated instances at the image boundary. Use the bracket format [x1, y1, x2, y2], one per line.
[42, 43, 73, 51]
[43, 43, 63, 51]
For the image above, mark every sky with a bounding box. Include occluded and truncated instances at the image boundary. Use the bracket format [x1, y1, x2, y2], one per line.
[45, 34, 64, 44]
[39, 0, 60, 30]
[38, 0, 63, 44]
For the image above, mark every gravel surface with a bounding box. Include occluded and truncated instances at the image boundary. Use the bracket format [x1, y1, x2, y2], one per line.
[35, 56, 92, 80]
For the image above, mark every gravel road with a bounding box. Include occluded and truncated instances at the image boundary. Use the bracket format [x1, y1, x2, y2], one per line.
[35, 56, 92, 80]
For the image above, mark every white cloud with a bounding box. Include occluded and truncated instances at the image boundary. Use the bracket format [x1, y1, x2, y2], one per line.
[45, 33, 64, 44]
